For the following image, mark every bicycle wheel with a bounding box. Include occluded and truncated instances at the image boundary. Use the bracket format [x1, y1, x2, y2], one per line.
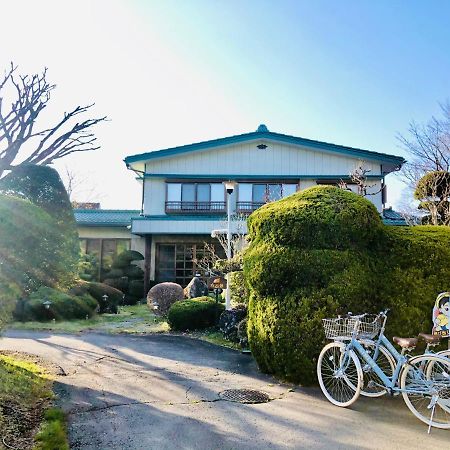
[317, 342, 362, 407]
[426, 351, 450, 414]
[437, 349, 450, 360]
[358, 343, 395, 397]
[400, 354, 450, 429]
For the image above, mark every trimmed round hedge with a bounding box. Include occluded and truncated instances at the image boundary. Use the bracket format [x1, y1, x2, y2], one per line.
[20, 286, 98, 321]
[244, 186, 450, 385]
[168, 297, 225, 331]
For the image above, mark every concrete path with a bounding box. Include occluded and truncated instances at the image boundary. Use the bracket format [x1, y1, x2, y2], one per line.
[0, 330, 447, 449]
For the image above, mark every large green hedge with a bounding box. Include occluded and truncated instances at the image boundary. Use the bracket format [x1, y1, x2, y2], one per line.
[0, 165, 79, 288]
[0, 194, 73, 295]
[244, 186, 450, 385]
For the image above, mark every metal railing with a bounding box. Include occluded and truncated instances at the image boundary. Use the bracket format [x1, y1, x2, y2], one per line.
[165, 201, 226, 213]
[236, 201, 265, 213]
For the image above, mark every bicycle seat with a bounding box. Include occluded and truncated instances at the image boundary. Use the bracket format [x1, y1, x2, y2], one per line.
[418, 333, 441, 344]
[393, 336, 418, 349]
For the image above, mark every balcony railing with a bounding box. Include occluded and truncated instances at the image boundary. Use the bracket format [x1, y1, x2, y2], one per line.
[236, 201, 265, 213]
[165, 201, 226, 214]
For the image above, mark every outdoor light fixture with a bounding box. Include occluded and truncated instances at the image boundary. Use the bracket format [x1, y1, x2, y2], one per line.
[42, 299, 52, 310]
[223, 180, 237, 195]
[222, 180, 237, 310]
[257, 144, 268, 150]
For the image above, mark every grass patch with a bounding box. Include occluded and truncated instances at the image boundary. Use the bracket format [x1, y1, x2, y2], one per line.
[34, 408, 69, 450]
[10, 304, 169, 334]
[189, 328, 241, 350]
[0, 354, 67, 450]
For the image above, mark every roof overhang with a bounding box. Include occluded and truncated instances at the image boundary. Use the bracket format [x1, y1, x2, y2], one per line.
[124, 128, 406, 174]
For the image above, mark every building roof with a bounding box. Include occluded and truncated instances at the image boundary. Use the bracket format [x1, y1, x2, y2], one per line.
[382, 208, 408, 226]
[124, 124, 406, 170]
[74, 209, 140, 227]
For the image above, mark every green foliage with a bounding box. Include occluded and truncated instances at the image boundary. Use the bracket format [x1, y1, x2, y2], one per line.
[247, 185, 383, 250]
[0, 194, 75, 294]
[69, 281, 123, 314]
[414, 170, 450, 199]
[244, 185, 450, 385]
[0, 275, 21, 331]
[228, 271, 249, 305]
[34, 408, 69, 450]
[78, 253, 99, 282]
[168, 297, 225, 331]
[414, 171, 450, 225]
[104, 250, 144, 304]
[19, 286, 97, 321]
[0, 165, 79, 289]
[111, 250, 144, 269]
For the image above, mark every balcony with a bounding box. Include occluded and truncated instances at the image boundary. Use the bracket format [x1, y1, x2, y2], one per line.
[165, 201, 226, 214]
[236, 201, 265, 214]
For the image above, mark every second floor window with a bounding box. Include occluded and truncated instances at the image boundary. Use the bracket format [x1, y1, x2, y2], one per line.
[166, 183, 225, 212]
[238, 183, 297, 212]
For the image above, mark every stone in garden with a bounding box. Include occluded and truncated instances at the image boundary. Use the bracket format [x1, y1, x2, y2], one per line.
[184, 277, 209, 299]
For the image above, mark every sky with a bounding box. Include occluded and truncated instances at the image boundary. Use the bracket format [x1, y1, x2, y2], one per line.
[1, 0, 450, 209]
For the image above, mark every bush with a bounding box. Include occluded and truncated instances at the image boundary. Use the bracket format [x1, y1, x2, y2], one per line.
[237, 318, 248, 348]
[69, 281, 123, 314]
[244, 186, 450, 385]
[0, 276, 21, 330]
[19, 287, 98, 321]
[103, 250, 144, 305]
[168, 297, 225, 331]
[228, 271, 249, 306]
[219, 305, 247, 342]
[0, 165, 79, 288]
[0, 194, 75, 294]
[147, 282, 184, 316]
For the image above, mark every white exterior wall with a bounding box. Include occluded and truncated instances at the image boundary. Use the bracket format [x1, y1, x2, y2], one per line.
[139, 141, 385, 218]
[145, 141, 382, 176]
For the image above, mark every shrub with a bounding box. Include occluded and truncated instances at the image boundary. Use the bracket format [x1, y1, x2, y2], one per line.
[0, 165, 79, 288]
[228, 271, 249, 305]
[69, 281, 123, 314]
[103, 250, 144, 305]
[244, 186, 450, 385]
[147, 282, 184, 316]
[219, 305, 247, 342]
[168, 297, 225, 331]
[237, 318, 248, 348]
[0, 194, 74, 294]
[20, 287, 97, 321]
[0, 276, 21, 330]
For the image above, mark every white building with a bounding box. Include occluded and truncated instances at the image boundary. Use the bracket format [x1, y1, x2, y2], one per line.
[123, 125, 405, 292]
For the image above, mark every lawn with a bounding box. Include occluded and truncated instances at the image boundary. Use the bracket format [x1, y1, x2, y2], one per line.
[0, 353, 68, 450]
[10, 304, 170, 334]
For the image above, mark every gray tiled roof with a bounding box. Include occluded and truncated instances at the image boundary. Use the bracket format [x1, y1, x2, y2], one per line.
[74, 209, 140, 227]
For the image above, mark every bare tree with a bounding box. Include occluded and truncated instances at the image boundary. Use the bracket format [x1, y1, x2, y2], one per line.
[398, 102, 450, 186]
[339, 161, 383, 197]
[195, 214, 249, 276]
[61, 166, 104, 204]
[0, 63, 107, 177]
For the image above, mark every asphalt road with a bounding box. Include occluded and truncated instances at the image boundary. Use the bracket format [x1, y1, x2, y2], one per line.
[0, 330, 447, 450]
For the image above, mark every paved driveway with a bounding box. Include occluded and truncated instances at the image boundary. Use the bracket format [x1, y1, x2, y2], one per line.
[0, 330, 447, 449]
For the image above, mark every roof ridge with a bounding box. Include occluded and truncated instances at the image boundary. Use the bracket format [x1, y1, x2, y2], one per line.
[124, 128, 406, 166]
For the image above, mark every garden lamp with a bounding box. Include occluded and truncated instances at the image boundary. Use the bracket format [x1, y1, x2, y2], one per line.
[42, 299, 52, 310]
